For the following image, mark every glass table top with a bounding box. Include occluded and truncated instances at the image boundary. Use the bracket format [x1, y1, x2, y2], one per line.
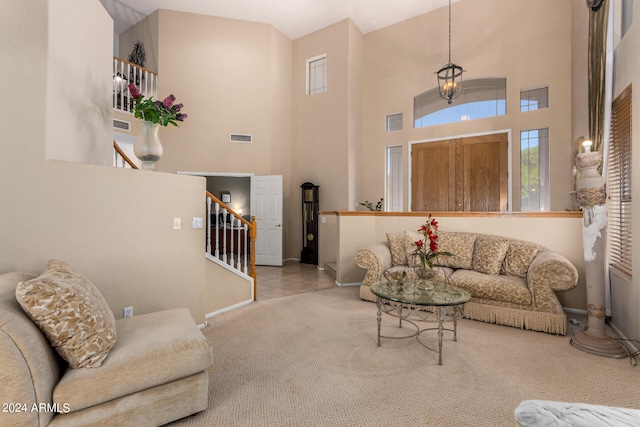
[370, 279, 471, 307]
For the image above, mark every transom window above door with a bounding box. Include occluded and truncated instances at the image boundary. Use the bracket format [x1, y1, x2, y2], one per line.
[414, 78, 506, 128]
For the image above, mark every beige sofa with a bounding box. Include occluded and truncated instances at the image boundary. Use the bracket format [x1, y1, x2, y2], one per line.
[0, 262, 213, 426]
[355, 231, 578, 335]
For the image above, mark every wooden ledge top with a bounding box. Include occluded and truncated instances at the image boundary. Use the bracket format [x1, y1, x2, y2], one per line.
[318, 211, 583, 218]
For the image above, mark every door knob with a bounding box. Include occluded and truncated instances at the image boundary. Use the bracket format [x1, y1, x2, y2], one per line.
[276, 224, 282, 227]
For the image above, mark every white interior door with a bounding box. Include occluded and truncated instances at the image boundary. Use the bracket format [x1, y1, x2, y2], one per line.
[251, 175, 283, 266]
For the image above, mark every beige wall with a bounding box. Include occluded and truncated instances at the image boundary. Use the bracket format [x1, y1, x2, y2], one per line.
[122, 10, 297, 259]
[47, 0, 113, 166]
[1, 0, 215, 323]
[330, 212, 586, 310]
[361, 0, 574, 212]
[151, 11, 282, 175]
[347, 21, 365, 214]
[269, 27, 295, 259]
[205, 259, 253, 315]
[118, 11, 159, 73]
[318, 213, 338, 271]
[291, 19, 356, 259]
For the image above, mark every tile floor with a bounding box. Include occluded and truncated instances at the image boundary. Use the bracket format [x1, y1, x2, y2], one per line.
[255, 260, 337, 300]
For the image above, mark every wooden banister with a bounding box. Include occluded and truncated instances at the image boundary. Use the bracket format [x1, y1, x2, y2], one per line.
[113, 140, 138, 169]
[206, 191, 257, 293]
[206, 191, 253, 228]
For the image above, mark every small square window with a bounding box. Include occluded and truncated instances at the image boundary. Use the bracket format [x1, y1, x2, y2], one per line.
[386, 113, 403, 132]
[306, 55, 326, 95]
[520, 87, 548, 112]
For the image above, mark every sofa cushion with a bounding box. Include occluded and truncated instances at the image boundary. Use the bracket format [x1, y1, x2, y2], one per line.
[501, 241, 540, 278]
[450, 269, 531, 305]
[433, 232, 476, 270]
[387, 233, 408, 266]
[472, 235, 510, 275]
[15, 260, 117, 368]
[53, 308, 212, 412]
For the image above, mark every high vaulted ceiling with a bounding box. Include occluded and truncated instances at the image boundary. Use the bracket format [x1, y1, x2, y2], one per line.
[99, 0, 457, 40]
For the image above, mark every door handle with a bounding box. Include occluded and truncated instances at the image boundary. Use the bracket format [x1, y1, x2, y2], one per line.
[276, 224, 282, 227]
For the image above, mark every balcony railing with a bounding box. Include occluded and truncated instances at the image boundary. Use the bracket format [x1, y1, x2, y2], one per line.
[113, 56, 157, 113]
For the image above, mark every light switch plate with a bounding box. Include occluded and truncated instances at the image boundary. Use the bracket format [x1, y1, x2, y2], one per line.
[173, 217, 182, 230]
[192, 217, 203, 229]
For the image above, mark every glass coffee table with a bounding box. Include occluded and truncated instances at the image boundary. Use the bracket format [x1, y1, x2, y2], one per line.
[370, 278, 471, 365]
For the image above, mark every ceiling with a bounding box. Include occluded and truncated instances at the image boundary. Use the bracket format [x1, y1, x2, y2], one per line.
[99, 0, 457, 41]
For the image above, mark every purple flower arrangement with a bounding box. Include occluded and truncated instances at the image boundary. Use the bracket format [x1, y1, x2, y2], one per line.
[128, 84, 187, 127]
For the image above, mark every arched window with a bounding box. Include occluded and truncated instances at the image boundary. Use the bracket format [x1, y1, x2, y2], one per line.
[414, 78, 506, 128]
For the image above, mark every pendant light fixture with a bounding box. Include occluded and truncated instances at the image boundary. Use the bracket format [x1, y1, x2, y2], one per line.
[436, 0, 464, 104]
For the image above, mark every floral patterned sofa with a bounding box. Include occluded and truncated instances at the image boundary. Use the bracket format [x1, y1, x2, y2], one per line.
[355, 231, 579, 335]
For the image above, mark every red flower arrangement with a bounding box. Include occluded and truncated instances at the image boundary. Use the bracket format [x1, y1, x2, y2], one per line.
[412, 214, 453, 270]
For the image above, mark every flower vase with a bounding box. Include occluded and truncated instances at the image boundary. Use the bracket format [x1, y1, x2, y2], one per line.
[133, 121, 163, 171]
[416, 267, 436, 280]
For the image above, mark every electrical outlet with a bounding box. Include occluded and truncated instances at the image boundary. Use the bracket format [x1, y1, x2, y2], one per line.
[192, 217, 203, 229]
[123, 306, 133, 318]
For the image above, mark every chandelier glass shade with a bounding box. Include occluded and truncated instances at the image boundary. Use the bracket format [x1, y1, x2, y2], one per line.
[436, 63, 463, 104]
[436, 0, 464, 104]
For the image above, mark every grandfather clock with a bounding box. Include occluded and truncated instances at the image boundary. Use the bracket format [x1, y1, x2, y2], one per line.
[300, 182, 319, 265]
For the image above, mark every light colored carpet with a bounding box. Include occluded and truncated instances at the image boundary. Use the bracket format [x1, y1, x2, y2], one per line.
[165, 286, 639, 427]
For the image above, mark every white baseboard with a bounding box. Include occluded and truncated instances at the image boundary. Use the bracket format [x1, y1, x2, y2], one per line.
[205, 298, 253, 320]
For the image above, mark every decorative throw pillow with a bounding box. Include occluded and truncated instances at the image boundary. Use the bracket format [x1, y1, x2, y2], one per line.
[387, 233, 408, 266]
[472, 236, 510, 275]
[403, 230, 424, 268]
[501, 242, 540, 278]
[15, 259, 118, 368]
[434, 232, 477, 269]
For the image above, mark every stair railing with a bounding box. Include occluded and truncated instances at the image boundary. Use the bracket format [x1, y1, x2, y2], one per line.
[206, 191, 257, 290]
[113, 56, 158, 114]
[114, 140, 138, 169]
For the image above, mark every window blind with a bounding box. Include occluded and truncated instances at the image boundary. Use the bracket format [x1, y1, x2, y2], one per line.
[607, 86, 632, 275]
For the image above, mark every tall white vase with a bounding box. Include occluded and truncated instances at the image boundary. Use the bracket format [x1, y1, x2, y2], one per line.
[133, 121, 163, 171]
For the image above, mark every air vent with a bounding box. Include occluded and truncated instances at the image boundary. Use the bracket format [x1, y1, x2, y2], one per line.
[113, 119, 131, 131]
[230, 133, 252, 143]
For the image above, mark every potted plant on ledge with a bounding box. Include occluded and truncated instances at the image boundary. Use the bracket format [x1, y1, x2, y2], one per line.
[128, 83, 188, 171]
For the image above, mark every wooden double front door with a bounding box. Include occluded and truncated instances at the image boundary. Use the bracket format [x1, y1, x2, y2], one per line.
[411, 132, 508, 212]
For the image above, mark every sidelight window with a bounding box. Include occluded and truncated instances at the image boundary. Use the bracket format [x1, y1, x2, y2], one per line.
[520, 128, 549, 212]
